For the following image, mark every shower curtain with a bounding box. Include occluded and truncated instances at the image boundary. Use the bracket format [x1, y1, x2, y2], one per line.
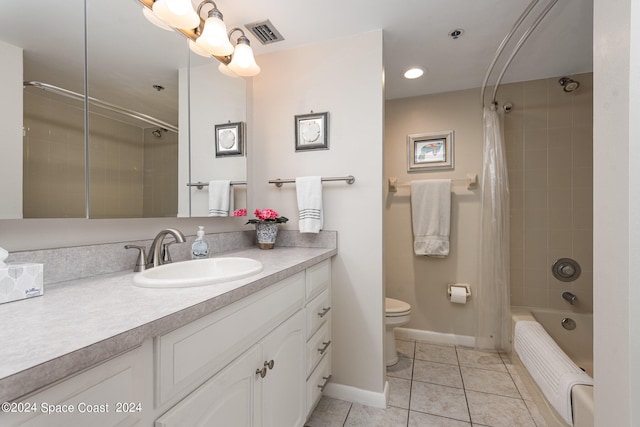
[476, 105, 510, 350]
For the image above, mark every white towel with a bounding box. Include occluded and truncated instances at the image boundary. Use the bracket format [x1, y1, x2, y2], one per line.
[296, 176, 323, 233]
[515, 321, 593, 426]
[208, 180, 231, 217]
[410, 179, 451, 256]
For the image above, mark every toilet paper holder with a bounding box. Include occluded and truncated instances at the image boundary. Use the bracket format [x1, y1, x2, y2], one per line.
[447, 284, 471, 302]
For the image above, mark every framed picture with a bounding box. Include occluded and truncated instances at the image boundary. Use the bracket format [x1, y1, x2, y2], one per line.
[407, 130, 454, 172]
[295, 112, 328, 151]
[215, 122, 244, 157]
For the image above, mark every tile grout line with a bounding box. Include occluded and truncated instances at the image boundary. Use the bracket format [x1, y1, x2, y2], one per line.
[501, 352, 541, 427]
[341, 402, 353, 427]
[406, 339, 417, 427]
[456, 345, 474, 426]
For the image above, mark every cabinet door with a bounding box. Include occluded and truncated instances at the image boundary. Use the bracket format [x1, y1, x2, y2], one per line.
[261, 310, 306, 427]
[155, 345, 263, 427]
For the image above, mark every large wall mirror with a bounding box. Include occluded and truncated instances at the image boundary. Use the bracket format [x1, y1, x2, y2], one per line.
[0, 0, 248, 220]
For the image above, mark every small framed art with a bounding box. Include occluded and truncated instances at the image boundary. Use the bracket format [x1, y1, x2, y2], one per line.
[215, 122, 244, 157]
[295, 112, 328, 151]
[407, 130, 454, 172]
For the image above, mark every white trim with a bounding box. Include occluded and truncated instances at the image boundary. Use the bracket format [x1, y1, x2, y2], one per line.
[394, 327, 476, 347]
[323, 380, 389, 409]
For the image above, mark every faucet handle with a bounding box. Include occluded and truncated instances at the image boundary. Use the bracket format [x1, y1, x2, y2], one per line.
[125, 245, 147, 272]
[162, 241, 175, 264]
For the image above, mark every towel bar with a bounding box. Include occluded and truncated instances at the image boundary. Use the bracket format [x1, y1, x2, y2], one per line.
[388, 174, 478, 192]
[269, 175, 356, 187]
[187, 181, 247, 190]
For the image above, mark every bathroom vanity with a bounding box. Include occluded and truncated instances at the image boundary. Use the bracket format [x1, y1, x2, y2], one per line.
[0, 246, 334, 427]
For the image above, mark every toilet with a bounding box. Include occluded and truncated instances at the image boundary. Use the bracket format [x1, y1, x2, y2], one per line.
[385, 297, 411, 366]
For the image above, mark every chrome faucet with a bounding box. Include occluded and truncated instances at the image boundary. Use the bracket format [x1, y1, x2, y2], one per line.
[147, 228, 186, 268]
[562, 291, 578, 305]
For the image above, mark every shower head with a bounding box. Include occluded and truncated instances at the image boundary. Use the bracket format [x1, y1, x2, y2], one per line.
[151, 128, 167, 138]
[559, 77, 580, 92]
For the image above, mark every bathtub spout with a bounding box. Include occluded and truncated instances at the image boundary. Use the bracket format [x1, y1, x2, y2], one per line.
[562, 291, 577, 305]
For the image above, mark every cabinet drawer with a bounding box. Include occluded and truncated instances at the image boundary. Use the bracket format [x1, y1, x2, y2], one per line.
[156, 272, 305, 406]
[305, 259, 331, 300]
[306, 288, 330, 339]
[306, 321, 331, 377]
[306, 349, 331, 417]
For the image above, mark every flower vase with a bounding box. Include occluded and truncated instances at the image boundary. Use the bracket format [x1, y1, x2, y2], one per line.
[255, 222, 279, 249]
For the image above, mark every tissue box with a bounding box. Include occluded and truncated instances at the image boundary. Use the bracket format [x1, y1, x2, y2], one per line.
[0, 263, 44, 304]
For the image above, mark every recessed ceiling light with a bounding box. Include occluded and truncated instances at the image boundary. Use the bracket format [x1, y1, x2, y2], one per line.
[448, 28, 464, 39]
[403, 67, 425, 79]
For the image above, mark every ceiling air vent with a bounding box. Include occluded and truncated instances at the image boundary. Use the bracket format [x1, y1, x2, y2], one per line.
[245, 20, 284, 45]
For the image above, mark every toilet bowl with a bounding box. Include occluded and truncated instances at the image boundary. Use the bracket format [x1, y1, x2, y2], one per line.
[385, 297, 411, 366]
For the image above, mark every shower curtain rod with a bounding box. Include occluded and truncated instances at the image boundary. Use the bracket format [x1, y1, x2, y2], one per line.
[23, 81, 179, 133]
[480, 0, 558, 107]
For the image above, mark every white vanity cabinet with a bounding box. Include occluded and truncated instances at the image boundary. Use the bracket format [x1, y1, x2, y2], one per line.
[155, 258, 332, 427]
[304, 259, 332, 416]
[0, 256, 333, 427]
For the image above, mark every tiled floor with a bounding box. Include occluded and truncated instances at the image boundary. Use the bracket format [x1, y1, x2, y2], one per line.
[306, 338, 547, 427]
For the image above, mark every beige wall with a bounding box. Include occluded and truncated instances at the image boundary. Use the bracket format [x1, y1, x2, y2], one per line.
[143, 127, 178, 218]
[252, 31, 386, 399]
[384, 73, 593, 339]
[501, 73, 593, 312]
[385, 88, 483, 338]
[23, 91, 85, 218]
[23, 91, 179, 219]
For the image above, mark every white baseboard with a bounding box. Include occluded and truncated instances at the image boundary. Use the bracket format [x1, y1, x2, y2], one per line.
[394, 327, 476, 348]
[323, 380, 389, 409]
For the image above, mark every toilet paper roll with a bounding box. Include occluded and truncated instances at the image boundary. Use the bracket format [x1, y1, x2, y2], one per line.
[450, 285, 468, 304]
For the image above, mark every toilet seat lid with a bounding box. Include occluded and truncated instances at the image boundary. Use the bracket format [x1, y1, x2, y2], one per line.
[385, 297, 411, 314]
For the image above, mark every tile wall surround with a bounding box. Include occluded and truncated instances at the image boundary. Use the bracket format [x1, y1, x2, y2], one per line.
[500, 73, 593, 312]
[6, 230, 337, 287]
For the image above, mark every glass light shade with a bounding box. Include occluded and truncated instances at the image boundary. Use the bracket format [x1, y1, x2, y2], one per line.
[218, 62, 239, 78]
[227, 42, 261, 77]
[152, 0, 199, 29]
[195, 15, 234, 56]
[188, 40, 212, 58]
[142, 7, 173, 31]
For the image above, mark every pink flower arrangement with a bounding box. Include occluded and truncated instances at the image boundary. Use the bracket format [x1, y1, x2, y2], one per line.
[232, 208, 247, 217]
[246, 208, 289, 224]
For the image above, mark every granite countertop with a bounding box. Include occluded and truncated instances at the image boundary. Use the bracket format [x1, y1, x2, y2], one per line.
[0, 246, 336, 403]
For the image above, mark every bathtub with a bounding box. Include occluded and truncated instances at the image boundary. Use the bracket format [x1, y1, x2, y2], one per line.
[510, 307, 594, 427]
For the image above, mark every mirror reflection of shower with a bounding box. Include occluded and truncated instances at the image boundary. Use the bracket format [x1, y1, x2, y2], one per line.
[152, 128, 168, 138]
[559, 76, 580, 92]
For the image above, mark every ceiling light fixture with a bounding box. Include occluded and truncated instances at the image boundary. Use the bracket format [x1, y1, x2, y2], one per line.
[139, 0, 262, 77]
[142, 7, 173, 31]
[195, 1, 234, 56]
[152, 0, 199, 30]
[403, 67, 425, 79]
[227, 28, 261, 77]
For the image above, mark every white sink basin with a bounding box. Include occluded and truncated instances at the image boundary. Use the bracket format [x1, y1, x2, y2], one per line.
[133, 257, 263, 288]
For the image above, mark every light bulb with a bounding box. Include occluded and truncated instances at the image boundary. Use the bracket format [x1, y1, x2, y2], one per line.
[403, 67, 425, 79]
[152, 0, 199, 30]
[227, 38, 260, 77]
[142, 7, 173, 31]
[195, 13, 234, 56]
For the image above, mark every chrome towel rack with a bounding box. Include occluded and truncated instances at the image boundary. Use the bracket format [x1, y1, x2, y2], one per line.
[388, 174, 478, 192]
[269, 175, 356, 187]
[187, 181, 247, 190]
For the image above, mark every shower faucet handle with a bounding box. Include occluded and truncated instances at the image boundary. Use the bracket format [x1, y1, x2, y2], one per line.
[562, 291, 577, 305]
